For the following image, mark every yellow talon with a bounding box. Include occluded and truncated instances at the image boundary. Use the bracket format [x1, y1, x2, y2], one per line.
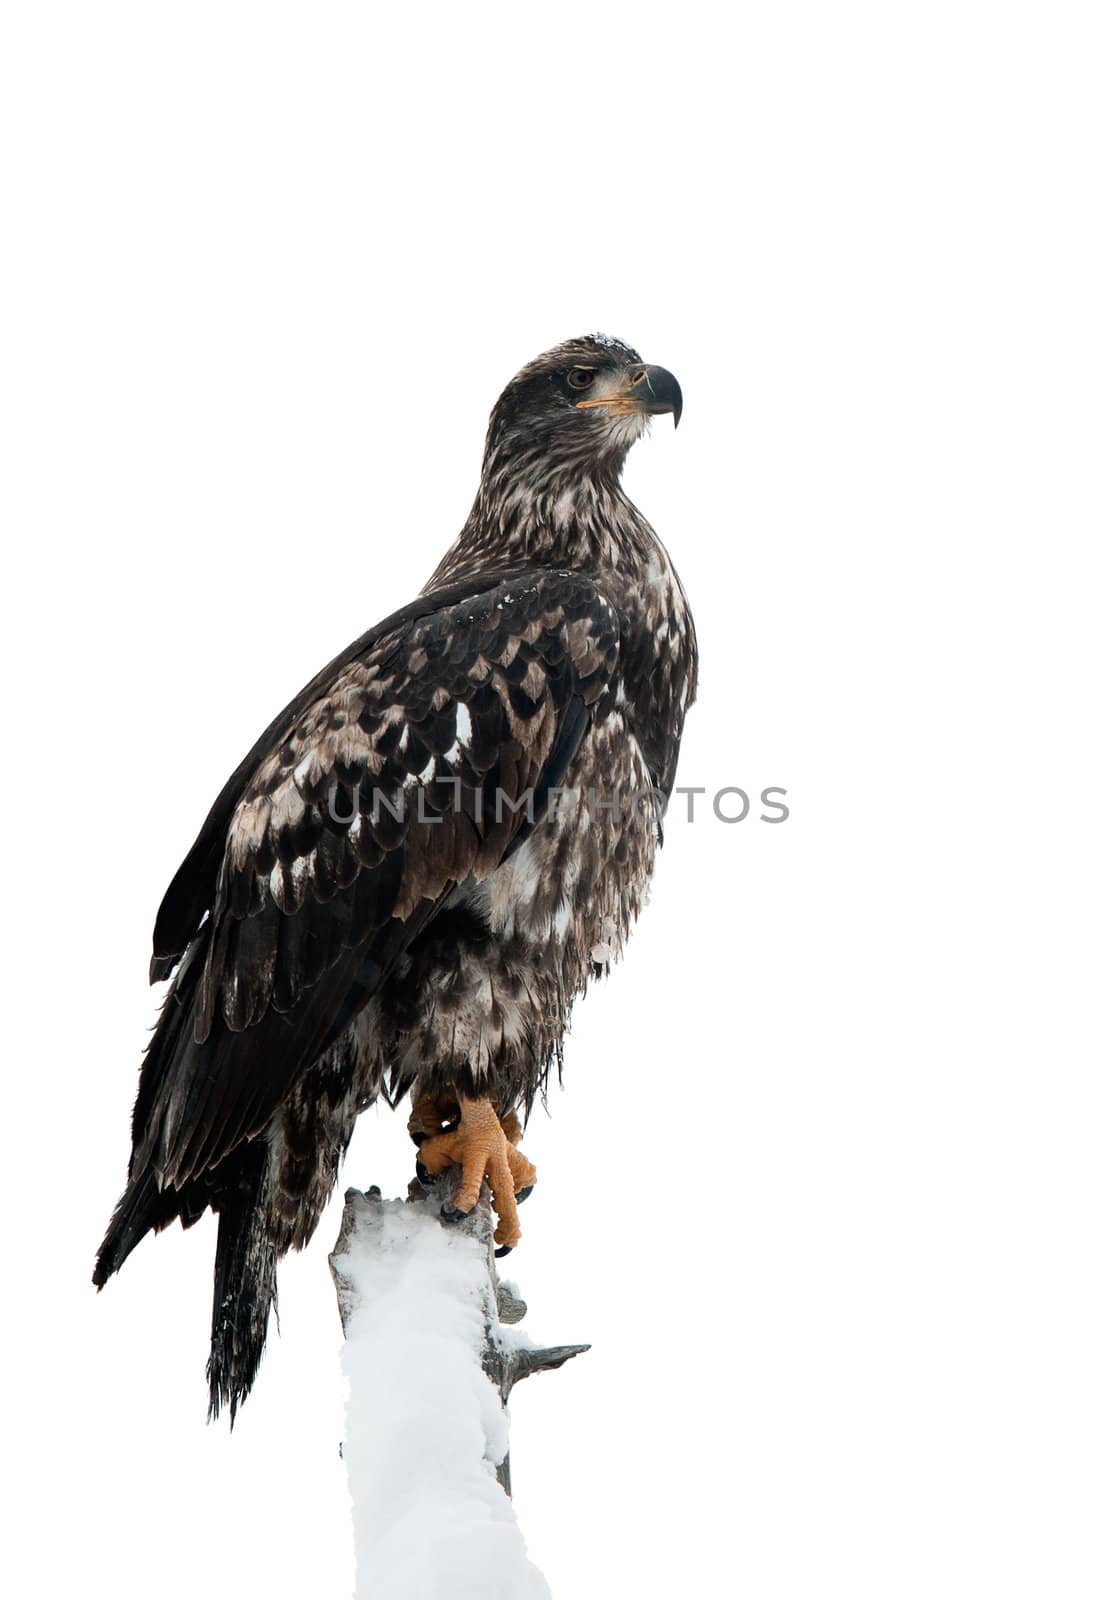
[409, 1090, 537, 1248]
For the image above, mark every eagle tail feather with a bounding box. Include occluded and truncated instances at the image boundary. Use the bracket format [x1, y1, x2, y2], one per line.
[206, 1138, 277, 1425]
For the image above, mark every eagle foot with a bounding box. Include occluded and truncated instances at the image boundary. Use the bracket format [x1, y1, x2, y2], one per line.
[408, 1091, 537, 1250]
[408, 1090, 462, 1147]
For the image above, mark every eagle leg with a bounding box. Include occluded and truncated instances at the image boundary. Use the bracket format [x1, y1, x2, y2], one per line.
[408, 1092, 537, 1251]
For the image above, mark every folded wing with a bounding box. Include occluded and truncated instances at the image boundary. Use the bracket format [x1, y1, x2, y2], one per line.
[132, 570, 620, 1193]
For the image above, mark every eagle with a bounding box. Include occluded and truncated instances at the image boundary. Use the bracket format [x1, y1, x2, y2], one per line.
[94, 334, 698, 1420]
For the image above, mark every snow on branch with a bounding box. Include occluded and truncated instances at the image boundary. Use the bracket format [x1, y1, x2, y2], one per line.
[330, 1180, 588, 1600]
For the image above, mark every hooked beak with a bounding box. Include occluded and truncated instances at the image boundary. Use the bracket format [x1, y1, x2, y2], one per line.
[576, 363, 683, 428]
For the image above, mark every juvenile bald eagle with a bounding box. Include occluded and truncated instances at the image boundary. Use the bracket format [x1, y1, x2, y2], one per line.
[95, 335, 698, 1419]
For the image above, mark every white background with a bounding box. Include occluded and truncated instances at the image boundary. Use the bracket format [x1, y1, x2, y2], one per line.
[2, 4, 1106, 1596]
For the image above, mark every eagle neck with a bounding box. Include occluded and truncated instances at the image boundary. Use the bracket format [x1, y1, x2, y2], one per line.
[428, 458, 661, 589]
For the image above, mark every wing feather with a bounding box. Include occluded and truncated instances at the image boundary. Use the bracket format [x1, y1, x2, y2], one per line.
[138, 570, 620, 1189]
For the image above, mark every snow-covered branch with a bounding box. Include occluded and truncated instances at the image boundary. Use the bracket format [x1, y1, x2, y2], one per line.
[330, 1179, 588, 1599]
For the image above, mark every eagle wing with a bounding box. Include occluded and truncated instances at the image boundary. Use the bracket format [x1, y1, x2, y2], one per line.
[134, 570, 620, 1189]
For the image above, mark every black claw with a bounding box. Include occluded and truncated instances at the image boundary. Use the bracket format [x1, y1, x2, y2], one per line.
[440, 1204, 466, 1222]
[415, 1161, 432, 1187]
[494, 1244, 513, 1258]
[410, 1130, 427, 1147]
[515, 1184, 534, 1205]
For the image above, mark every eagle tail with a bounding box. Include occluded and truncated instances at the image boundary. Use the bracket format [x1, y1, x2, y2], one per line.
[206, 1137, 277, 1425]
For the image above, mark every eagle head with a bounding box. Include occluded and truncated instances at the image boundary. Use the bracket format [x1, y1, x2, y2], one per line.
[483, 334, 682, 480]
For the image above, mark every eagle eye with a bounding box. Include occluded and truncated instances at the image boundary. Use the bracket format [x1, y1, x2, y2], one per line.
[567, 368, 595, 391]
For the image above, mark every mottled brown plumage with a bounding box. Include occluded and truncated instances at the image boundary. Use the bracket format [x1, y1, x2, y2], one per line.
[95, 335, 698, 1419]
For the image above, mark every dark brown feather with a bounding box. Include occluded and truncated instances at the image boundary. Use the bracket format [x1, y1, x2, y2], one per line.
[100, 334, 698, 1423]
